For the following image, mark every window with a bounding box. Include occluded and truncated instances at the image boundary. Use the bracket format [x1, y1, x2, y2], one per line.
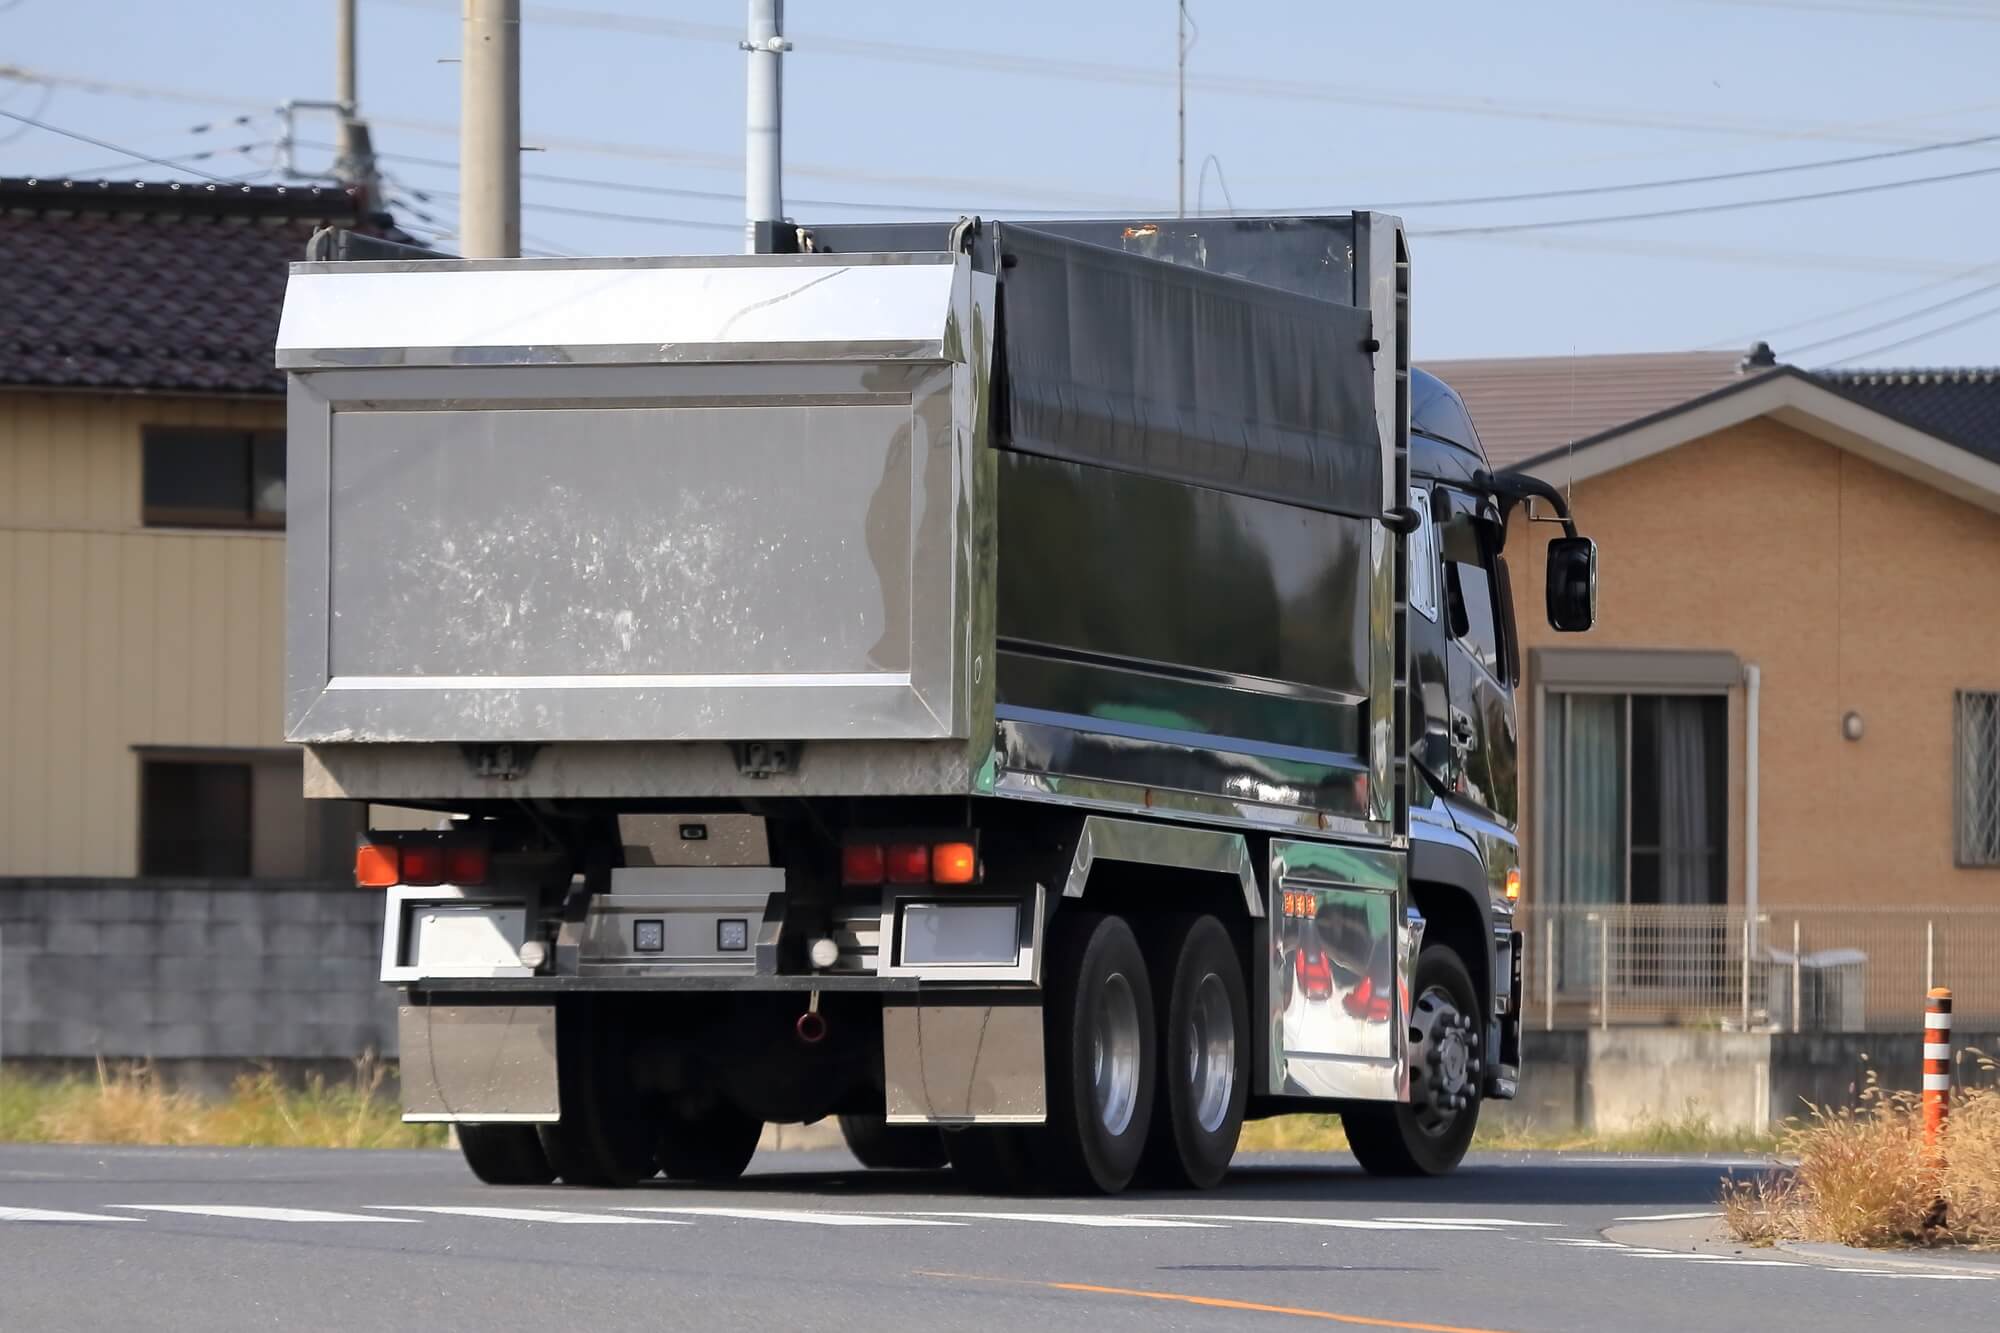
[1542, 692, 1728, 910]
[1439, 504, 1505, 680]
[143, 427, 285, 528]
[139, 751, 360, 880]
[1408, 486, 1439, 623]
[1959, 690, 2000, 867]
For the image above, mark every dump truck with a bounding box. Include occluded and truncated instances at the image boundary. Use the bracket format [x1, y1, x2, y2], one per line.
[275, 212, 1597, 1193]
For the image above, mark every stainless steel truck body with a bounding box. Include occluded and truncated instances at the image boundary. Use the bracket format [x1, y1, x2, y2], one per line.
[275, 213, 1596, 1191]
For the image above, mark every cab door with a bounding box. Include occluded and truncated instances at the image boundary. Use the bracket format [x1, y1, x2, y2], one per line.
[1435, 487, 1519, 829]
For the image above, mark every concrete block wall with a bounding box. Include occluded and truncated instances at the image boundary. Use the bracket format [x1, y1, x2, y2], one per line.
[0, 878, 396, 1063]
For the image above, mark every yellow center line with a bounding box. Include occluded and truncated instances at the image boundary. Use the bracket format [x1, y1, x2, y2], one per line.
[917, 1270, 1521, 1333]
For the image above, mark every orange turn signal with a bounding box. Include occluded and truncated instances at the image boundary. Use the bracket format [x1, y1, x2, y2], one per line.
[1505, 868, 1522, 901]
[932, 842, 978, 885]
[355, 843, 400, 888]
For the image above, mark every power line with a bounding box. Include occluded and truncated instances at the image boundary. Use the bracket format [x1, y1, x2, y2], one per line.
[1785, 276, 2000, 356]
[1825, 298, 2000, 365]
[1688, 0, 2000, 20]
[1702, 261, 2000, 349]
[393, 176, 739, 232]
[375, 0, 1989, 148]
[0, 106, 238, 182]
[1339, 130, 2000, 212]
[50, 141, 274, 179]
[1417, 159, 2000, 237]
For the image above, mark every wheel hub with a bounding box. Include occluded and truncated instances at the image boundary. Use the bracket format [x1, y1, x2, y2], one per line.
[1408, 984, 1479, 1137]
[1185, 971, 1236, 1135]
[1091, 971, 1142, 1136]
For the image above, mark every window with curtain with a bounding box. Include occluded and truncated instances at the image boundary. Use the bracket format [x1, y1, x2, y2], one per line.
[1542, 692, 1728, 987]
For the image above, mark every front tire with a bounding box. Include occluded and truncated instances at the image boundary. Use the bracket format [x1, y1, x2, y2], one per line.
[1140, 915, 1249, 1190]
[456, 1123, 556, 1186]
[1342, 943, 1483, 1177]
[839, 1114, 948, 1171]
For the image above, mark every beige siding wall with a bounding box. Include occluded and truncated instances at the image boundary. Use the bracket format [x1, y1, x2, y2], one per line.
[0, 390, 286, 875]
[1510, 418, 2000, 910]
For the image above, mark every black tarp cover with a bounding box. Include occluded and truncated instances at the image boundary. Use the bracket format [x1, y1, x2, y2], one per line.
[994, 224, 1381, 518]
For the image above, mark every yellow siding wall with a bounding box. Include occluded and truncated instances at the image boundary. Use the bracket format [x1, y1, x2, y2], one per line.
[0, 391, 286, 875]
[1510, 419, 2000, 910]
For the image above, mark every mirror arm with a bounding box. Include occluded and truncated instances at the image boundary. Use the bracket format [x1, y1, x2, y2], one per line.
[1474, 468, 1579, 539]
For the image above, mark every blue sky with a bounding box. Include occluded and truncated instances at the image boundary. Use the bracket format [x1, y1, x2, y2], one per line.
[4, 0, 2000, 366]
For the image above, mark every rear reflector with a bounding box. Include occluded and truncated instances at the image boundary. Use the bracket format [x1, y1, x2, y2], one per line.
[445, 845, 490, 886]
[886, 843, 930, 885]
[401, 844, 446, 886]
[355, 843, 400, 888]
[842, 843, 886, 886]
[932, 842, 977, 885]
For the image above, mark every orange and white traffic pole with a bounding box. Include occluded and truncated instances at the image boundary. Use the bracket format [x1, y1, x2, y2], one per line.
[1923, 987, 1954, 1162]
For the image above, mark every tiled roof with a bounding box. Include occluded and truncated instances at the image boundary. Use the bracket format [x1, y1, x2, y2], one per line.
[0, 178, 379, 396]
[1813, 367, 2000, 467]
[1419, 350, 1752, 467]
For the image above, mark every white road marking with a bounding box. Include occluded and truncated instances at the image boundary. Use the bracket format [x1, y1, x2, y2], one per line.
[1612, 1211, 1724, 1222]
[1548, 1238, 1627, 1247]
[617, 1207, 964, 1227]
[370, 1206, 684, 1225]
[111, 1205, 415, 1224]
[1148, 1214, 1494, 1232]
[896, 1211, 1222, 1229]
[1372, 1216, 1560, 1227]
[0, 1207, 140, 1224]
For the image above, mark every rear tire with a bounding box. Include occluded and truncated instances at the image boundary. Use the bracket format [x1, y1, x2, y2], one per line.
[1342, 943, 1483, 1177]
[654, 1105, 764, 1183]
[456, 1124, 556, 1186]
[537, 998, 659, 1188]
[1140, 915, 1248, 1190]
[1031, 911, 1158, 1194]
[839, 1114, 948, 1171]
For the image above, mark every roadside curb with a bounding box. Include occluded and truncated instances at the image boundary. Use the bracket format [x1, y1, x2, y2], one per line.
[1776, 1241, 2000, 1277]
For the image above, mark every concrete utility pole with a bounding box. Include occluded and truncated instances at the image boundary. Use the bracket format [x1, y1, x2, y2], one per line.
[331, 0, 380, 205]
[461, 0, 522, 258]
[1177, 1, 1187, 218]
[743, 0, 787, 254]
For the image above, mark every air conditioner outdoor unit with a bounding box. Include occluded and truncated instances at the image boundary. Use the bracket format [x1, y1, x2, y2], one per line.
[1762, 947, 1867, 1033]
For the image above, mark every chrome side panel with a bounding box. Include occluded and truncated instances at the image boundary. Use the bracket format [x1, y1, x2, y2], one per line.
[883, 1000, 1047, 1125]
[281, 254, 996, 749]
[1060, 816, 1262, 919]
[398, 1002, 559, 1123]
[1268, 840, 1406, 1101]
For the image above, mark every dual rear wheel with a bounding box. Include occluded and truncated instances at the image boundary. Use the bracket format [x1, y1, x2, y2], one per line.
[946, 910, 1250, 1194]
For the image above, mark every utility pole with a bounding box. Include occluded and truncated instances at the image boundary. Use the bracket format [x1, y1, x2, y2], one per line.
[743, 0, 787, 254]
[461, 0, 521, 258]
[331, 0, 380, 206]
[1176, 2, 1193, 219]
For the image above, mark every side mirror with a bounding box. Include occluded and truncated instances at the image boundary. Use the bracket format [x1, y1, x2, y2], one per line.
[1545, 536, 1597, 633]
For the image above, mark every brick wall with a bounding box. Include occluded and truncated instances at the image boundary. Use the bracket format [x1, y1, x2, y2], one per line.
[0, 879, 395, 1061]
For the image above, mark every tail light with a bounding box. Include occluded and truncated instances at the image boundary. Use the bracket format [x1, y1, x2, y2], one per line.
[841, 843, 886, 886]
[446, 845, 491, 886]
[886, 844, 930, 885]
[355, 843, 400, 888]
[401, 844, 446, 886]
[842, 835, 981, 886]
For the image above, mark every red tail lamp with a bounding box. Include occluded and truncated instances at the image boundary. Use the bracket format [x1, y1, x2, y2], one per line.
[400, 844, 446, 886]
[446, 845, 491, 886]
[842, 843, 887, 886]
[886, 843, 931, 885]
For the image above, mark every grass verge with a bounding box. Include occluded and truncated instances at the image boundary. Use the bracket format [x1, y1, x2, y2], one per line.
[1724, 1066, 2000, 1249]
[0, 1058, 446, 1150]
[1236, 1107, 1775, 1156]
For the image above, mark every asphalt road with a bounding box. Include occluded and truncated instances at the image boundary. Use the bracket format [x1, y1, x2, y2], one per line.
[1, 1144, 1992, 1332]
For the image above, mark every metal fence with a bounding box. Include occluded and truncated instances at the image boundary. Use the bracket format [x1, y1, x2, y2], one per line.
[1515, 905, 2000, 1033]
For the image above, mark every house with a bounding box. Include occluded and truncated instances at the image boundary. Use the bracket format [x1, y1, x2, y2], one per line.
[1426, 347, 2000, 1024]
[0, 177, 396, 881]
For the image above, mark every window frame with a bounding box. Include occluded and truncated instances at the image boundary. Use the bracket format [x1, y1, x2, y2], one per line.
[1956, 689, 2000, 869]
[142, 426, 287, 531]
[1408, 485, 1440, 624]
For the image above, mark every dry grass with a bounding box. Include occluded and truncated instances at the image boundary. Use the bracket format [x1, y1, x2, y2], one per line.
[0, 1057, 446, 1150]
[1236, 1107, 1774, 1156]
[1724, 1056, 2000, 1250]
